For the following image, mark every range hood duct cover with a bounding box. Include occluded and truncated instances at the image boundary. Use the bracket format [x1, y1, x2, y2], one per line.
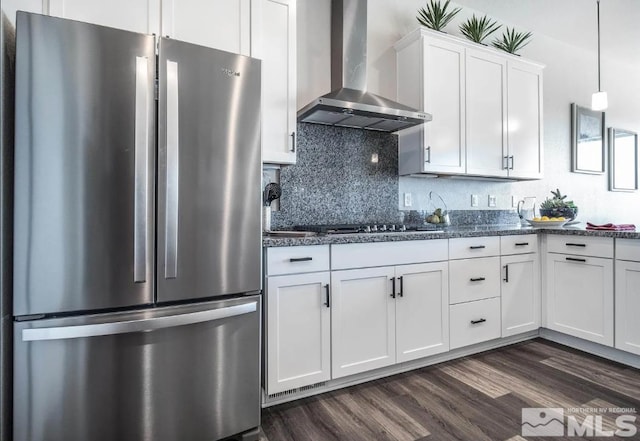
[297, 0, 431, 132]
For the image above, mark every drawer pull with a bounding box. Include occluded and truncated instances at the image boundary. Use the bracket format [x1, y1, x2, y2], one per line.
[324, 284, 330, 308]
[398, 276, 404, 297]
[515, 242, 529, 246]
[503, 265, 509, 283]
[390, 277, 396, 299]
[470, 277, 486, 282]
[470, 318, 487, 325]
[566, 257, 587, 263]
[565, 243, 586, 247]
[289, 257, 313, 262]
[469, 245, 486, 250]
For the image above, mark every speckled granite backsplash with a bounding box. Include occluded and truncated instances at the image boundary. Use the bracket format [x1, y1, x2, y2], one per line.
[271, 124, 400, 228]
[270, 124, 519, 229]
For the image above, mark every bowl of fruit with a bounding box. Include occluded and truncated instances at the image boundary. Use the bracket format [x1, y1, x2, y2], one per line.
[538, 189, 578, 222]
[526, 216, 568, 228]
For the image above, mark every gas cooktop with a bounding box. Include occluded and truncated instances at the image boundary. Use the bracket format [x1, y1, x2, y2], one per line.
[292, 223, 443, 235]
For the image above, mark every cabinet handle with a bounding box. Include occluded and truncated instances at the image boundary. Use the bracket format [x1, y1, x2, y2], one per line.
[471, 318, 487, 325]
[289, 257, 312, 262]
[515, 242, 529, 246]
[509, 155, 515, 170]
[390, 277, 396, 299]
[565, 243, 586, 247]
[469, 245, 486, 250]
[470, 277, 486, 282]
[503, 265, 509, 283]
[566, 257, 587, 263]
[324, 284, 330, 308]
[425, 146, 431, 163]
[503, 156, 509, 170]
[290, 131, 296, 153]
[398, 276, 404, 297]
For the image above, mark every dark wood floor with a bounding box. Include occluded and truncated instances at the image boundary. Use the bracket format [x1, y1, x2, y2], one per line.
[260, 339, 640, 441]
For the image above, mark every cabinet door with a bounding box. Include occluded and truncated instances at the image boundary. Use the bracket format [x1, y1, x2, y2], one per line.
[615, 260, 640, 355]
[396, 262, 449, 362]
[266, 272, 331, 394]
[331, 267, 396, 379]
[507, 60, 543, 179]
[49, 0, 160, 34]
[161, 0, 251, 55]
[501, 253, 540, 337]
[546, 254, 613, 346]
[465, 49, 507, 177]
[252, 0, 297, 164]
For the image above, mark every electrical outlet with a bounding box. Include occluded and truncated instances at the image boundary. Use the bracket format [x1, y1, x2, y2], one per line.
[488, 195, 497, 207]
[404, 193, 412, 207]
[471, 194, 479, 207]
[512, 195, 519, 208]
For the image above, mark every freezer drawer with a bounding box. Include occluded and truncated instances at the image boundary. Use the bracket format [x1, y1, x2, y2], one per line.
[14, 296, 261, 441]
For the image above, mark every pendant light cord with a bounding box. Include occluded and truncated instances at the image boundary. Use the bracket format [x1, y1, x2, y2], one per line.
[597, 0, 601, 92]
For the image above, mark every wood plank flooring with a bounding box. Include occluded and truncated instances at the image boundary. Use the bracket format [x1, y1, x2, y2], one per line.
[260, 339, 640, 441]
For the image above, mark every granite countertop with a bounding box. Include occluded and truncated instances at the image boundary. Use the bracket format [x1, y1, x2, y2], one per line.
[262, 224, 640, 247]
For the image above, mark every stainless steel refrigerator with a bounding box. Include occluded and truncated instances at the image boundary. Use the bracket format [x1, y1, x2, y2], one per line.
[13, 12, 262, 441]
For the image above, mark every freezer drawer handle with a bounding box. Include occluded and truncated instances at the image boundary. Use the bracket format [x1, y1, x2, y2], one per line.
[164, 60, 180, 279]
[22, 302, 257, 342]
[133, 56, 151, 283]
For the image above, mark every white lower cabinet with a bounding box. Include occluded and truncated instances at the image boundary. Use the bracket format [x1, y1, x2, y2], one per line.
[265, 271, 331, 395]
[331, 261, 449, 378]
[450, 297, 501, 349]
[615, 259, 640, 355]
[501, 252, 540, 337]
[331, 267, 397, 379]
[545, 253, 614, 346]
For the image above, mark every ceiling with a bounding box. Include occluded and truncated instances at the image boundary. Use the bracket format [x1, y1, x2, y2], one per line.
[453, 0, 640, 67]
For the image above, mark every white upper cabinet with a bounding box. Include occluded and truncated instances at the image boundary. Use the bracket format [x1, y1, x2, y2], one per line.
[465, 49, 507, 177]
[252, 0, 297, 165]
[397, 36, 465, 175]
[507, 60, 544, 179]
[162, 0, 251, 55]
[49, 0, 161, 34]
[395, 28, 544, 180]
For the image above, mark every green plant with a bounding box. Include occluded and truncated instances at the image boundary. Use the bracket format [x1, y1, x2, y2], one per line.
[459, 14, 501, 44]
[417, 0, 461, 32]
[540, 189, 577, 210]
[492, 27, 532, 54]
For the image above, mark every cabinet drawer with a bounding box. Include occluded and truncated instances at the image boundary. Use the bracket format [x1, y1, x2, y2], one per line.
[266, 245, 330, 275]
[450, 297, 501, 349]
[331, 240, 448, 270]
[546, 235, 613, 258]
[616, 239, 640, 262]
[449, 257, 501, 304]
[501, 234, 538, 255]
[449, 236, 500, 259]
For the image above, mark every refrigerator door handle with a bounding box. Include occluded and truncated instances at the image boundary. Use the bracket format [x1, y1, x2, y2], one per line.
[133, 56, 151, 283]
[22, 301, 257, 342]
[165, 60, 180, 279]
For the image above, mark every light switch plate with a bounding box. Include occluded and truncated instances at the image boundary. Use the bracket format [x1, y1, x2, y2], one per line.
[488, 195, 497, 207]
[471, 194, 479, 207]
[404, 193, 412, 207]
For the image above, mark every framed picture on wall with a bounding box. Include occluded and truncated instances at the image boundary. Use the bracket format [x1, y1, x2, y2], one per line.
[571, 103, 605, 174]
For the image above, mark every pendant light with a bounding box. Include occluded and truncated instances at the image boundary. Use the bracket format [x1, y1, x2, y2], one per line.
[591, 0, 608, 110]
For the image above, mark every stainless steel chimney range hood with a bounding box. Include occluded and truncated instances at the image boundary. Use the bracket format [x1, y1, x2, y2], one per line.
[297, 0, 431, 133]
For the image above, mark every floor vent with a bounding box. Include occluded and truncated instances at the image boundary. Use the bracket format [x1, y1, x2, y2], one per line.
[268, 382, 326, 399]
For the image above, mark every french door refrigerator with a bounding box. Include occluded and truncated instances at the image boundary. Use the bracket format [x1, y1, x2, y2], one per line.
[13, 12, 262, 441]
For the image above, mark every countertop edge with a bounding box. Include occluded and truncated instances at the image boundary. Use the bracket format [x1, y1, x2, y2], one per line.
[262, 226, 640, 247]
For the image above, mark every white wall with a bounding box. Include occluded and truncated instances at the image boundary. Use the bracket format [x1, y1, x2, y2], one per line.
[297, 0, 640, 224]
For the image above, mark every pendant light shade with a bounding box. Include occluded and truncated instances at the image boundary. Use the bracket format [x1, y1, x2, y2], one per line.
[591, 0, 608, 110]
